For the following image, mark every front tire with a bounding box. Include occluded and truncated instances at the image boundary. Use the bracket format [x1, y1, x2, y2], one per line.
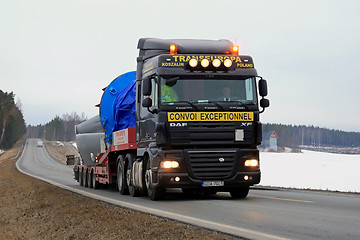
[229, 186, 249, 199]
[117, 155, 129, 195]
[145, 160, 165, 201]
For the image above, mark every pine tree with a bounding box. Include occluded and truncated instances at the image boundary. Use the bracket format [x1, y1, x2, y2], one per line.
[0, 90, 26, 149]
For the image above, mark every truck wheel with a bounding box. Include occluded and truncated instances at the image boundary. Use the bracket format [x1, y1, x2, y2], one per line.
[92, 170, 100, 189]
[229, 186, 249, 199]
[145, 160, 165, 201]
[117, 155, 129, 195]
[126, 154, 141, 197]
[88, 170, 93, 188]
[79, 169, 84, 186]
[84, 170, 89, 187]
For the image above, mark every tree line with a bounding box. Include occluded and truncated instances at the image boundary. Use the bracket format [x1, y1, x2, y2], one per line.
[0, 90, 26, 149]
[27, 118, 360, 147]
[263, 123, 360, 148]
[26, 112, 87, 142]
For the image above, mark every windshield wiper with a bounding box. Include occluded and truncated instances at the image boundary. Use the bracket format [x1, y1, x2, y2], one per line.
[226, 100, 250, 110]
[206, 101, 225, 110]
[173, 101, 200, 110]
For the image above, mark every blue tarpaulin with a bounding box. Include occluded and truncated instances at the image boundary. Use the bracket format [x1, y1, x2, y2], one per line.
[99, 71, 136, 144]
[113, 80, 136, 132]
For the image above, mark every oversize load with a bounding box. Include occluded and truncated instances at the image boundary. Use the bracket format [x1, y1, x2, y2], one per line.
[167, 112, 254, 122]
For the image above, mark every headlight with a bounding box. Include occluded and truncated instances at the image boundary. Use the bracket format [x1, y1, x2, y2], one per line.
[160, 161, 180, 169]
[244, 159, 259, 167]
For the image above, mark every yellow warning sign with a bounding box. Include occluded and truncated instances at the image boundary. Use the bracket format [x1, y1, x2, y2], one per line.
[167, 112, 254, 122]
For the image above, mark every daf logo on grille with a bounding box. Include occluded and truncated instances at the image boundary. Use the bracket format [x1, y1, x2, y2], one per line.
[219, 158, 225, 163]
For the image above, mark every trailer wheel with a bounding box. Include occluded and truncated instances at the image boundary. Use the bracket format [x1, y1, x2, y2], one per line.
[126, 154, 141, 197]
[145, 160, 165, 201]
[74, 167, 79, 181]
[117, 155, 129, 195]
[229, 186, 249, 199]
[88, 170, 93, 188]
[84, 169, 89, 187]
[79, 168, 84, 186]
[92, 170, 100, 189]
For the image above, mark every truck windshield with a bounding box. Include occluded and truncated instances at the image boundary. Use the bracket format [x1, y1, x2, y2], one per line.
[160, 77, 257, 106]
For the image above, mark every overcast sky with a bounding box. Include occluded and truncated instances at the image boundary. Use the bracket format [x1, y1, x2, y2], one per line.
[1, 0, 360, 132]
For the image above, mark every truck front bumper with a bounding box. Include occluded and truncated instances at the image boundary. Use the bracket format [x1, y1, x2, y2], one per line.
[154, 171, 260, 189]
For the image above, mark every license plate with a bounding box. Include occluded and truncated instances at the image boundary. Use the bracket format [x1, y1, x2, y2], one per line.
[202, 181, 224, 187]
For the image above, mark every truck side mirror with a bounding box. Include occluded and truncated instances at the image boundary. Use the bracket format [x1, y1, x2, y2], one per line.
[142, 97, 158, 114]
[259, 79, 268, 97]
[260, 98, 270, 108]
[142, 97, 152, 108]
[259, 98, 270, 113]
[143, 77, 152, 96]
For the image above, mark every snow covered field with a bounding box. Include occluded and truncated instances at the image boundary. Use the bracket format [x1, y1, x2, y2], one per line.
[260, 150, 360, 193]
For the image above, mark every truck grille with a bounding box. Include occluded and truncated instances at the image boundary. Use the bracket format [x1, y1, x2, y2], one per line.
[186, 150, 237, 180]
[170, 122, 237, 145]
[168, 121, 257, 146]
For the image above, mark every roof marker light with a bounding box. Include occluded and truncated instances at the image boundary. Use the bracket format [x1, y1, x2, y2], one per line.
[232, 45, 239, 55]
[224, 59, 233, 68]
[201, 59, 210, 68]
[189, 58, 198, 67]
[170, 44, 177, 55]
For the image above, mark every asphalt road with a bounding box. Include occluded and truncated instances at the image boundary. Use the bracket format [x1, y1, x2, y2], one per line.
[17, 139, 360, 240]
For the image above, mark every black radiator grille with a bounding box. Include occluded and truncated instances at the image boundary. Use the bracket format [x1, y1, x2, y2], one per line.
[187, 150, 237, 180]
[170, 122, 237, 145]
[169, 122, 256, 146]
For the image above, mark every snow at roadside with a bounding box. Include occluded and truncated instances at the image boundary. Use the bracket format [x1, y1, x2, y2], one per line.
[260, 150, 360, 193]
[0, 149, 4, 155]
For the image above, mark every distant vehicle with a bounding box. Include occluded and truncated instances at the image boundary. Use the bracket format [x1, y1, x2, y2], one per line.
[74, 38, 270, 200]
[37, 140, 44, 147]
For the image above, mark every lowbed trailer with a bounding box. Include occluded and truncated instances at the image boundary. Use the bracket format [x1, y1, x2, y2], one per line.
[74, 127, 137, 188]
[74, 38, 270, 200]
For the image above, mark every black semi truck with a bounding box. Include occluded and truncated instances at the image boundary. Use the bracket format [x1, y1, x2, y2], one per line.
[74, 38, 270, 200]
